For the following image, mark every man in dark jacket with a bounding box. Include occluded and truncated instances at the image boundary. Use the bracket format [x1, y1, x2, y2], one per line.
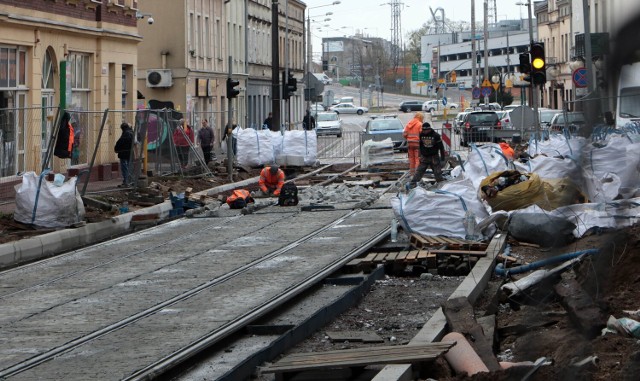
[197, 119, 215, 163]
[302, 110, 315, 130]
[408, 122, 446, 188]
[114, 122, 134, 187]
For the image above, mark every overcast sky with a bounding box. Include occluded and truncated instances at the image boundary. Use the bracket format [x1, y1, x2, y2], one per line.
[302, 0, 531, 58]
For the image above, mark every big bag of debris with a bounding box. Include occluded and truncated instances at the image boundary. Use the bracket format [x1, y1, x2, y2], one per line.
[360, 138, 394, 169]
[582, 136, 640, 201]
[281, 130, 317, 166]
[391, 182, 489, 239]
[527, 134, 587, 158]
[236, 128, 275, 167]
[479, 170, 547, 212]
[450, 143, 510, 191]
[14, 171, 85, 228]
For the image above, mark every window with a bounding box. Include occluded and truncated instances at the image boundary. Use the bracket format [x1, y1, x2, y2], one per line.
[0, 46, 26, 89]
[67, 52, 90, 166]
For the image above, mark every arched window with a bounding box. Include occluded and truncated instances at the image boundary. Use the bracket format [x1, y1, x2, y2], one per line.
[42, 49, 55, 90]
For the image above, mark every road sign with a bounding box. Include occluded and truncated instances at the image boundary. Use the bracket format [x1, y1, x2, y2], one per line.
[459, 83, 465, 90]
[572, 67, 588, 88]
[492, 83, 500, 91]
[439, 83, 446, 89]
[437, 78, 445, 84]
[411, 63, 431, 81]
[442, 96, 448, 106]
[416, 82, 426, 87]
[481, 87, 492, 97]
[482, 78, 492, 87]
[472, 87, 481, 99]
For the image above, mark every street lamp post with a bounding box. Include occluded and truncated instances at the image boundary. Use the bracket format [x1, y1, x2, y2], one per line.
[305, 1, 340, 116]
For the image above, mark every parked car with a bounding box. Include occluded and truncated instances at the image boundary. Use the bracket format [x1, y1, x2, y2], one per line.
[539, 108, 562, 130]
[399, 100, 424, 112]
[422, 99, 459, 112]
[461, 111, 502, 146]
[496, 110, 514, 129]
[363, 115, 407, 151]
[329, 102, 368, 115]
[478, 103, 502, 111]
[309, 103, 325, 117]
[454, 112, 469, 133]
[502, 104, 519, 111]
[549, 112, 586, 132]
[315, 112, 343, 137]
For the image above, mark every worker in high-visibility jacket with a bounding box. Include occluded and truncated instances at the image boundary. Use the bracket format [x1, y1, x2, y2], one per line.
[403, 112, 424, 176]
[258, 165, 285, 196]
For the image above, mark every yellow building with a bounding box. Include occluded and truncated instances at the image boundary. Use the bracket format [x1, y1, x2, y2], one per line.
[0, 0, 140, 187]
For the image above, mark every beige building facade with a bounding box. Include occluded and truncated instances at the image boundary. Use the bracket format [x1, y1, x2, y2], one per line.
[0, 0, 140, 184]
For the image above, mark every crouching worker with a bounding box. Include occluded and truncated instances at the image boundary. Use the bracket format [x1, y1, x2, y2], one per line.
[258, 165, 285, 196]
[408, 122, 445, 188]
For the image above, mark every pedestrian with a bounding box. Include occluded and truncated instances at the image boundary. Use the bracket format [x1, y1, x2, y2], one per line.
[408, 122, 446, 188]
[173, 122, 194, 167]
[114, 122, 134, 187]
[403, 112, 424, 176]
[263, 112, 274, 131]
[258, 164, 285, 196]
[197, 119, 216, 163]
[222, 123, 239, 156]
[302, 110, 315, 130]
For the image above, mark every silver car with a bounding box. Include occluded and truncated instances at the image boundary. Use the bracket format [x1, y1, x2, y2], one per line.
[329, 102, 368, 115]
[315, 112, 343, 137]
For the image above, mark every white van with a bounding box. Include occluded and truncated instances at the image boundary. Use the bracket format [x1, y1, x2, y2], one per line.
[313, 73, 332, 85]
[339, 96, 354, 104]
[616, 62, 640, 128]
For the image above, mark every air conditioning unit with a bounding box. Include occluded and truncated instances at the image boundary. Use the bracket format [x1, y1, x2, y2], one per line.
[146, 69, 173, 88]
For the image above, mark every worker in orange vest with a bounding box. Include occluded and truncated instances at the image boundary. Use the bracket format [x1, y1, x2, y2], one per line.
[258, 165, 285, 196]
[499, 140, 515, 160]
[403, 112, 424, 176]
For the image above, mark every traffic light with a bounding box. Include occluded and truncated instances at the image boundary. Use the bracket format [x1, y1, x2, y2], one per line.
[322, 60, 329, 71]
[519, 53, 531, 74]
[287, 73, 297, 94]
[281, 72, 297, 100]
[226, 78, 240, 99]
[530, 42, 546, 85]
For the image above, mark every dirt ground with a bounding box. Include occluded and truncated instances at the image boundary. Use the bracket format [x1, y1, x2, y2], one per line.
[257, 225, 640, 381]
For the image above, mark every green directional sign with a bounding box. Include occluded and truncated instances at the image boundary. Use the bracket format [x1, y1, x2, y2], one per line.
[411, 63, 431, 81]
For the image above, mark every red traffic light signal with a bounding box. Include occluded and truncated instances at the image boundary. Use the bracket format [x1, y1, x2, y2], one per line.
[226, 78, 240, 99]
[530, 42, 546, 85]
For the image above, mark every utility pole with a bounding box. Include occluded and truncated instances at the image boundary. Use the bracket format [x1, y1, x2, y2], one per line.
[471, 0, 477, 88]
[271, 0, 281, 132]
[227, 56, 234, 182]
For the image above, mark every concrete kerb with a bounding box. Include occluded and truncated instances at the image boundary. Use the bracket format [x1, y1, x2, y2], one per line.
[0, 198, 172, 270]
[371, 233, 508, 381]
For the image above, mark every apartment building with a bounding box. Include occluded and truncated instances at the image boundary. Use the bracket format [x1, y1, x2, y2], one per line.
[0, 0, 140, 182]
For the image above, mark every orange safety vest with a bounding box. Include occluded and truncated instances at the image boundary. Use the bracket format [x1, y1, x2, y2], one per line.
[499, 142, 515, 159]
[403, 118, 422, 147]
[226, 189, 253, 206]
[67, 123, 75, 153]
[259, 167, 285, 194]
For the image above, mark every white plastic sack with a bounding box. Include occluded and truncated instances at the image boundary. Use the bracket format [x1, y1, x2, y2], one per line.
[282, 130, 317, 165]
[236, 128, 275, 167]
[583, 137, 640, 189]
[513, 155, 580, 181]
[391, 186, 488, 239]
[270, 131, 284, 158]
[361, 138, 394, 169]
[527, 134, 587, 158]
[14, 172, 85, 228]
[454, 143, 510, 191]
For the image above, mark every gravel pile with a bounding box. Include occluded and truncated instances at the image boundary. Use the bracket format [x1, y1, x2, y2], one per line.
[300, 184, 379, 205]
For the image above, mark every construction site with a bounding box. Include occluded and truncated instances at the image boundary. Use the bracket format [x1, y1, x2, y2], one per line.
[0, 104, 639, 381]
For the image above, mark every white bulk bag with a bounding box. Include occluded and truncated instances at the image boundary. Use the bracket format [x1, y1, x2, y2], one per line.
[282, 130, 317, 165]
[14, 172, 85, 228]
[236, 128, 275, 167]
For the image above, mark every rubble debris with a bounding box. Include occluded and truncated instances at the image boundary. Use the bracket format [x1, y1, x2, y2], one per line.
[441, 331, 490, 376]
[508, 212, 577, 247]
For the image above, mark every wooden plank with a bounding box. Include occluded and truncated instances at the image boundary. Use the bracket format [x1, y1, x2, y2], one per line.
[416, 250, 430, 259]
[360, 253, 378, 264]
[442, 297, 501, 371]
[406, 250, 419, 261]
[385, 251, 400, 261]
[263, 342, 456, 373]
[373, 252, 389, 262]
[396, 250, 409, 261]
[430, 250, 487, 257]
[426, 251, 437, 268]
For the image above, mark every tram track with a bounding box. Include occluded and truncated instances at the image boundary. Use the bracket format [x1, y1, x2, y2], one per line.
[0, 204, 393, 380]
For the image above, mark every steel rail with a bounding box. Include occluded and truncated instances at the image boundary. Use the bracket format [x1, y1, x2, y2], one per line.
[125, 214, 390, 381]
[0, 209, 371, 379]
